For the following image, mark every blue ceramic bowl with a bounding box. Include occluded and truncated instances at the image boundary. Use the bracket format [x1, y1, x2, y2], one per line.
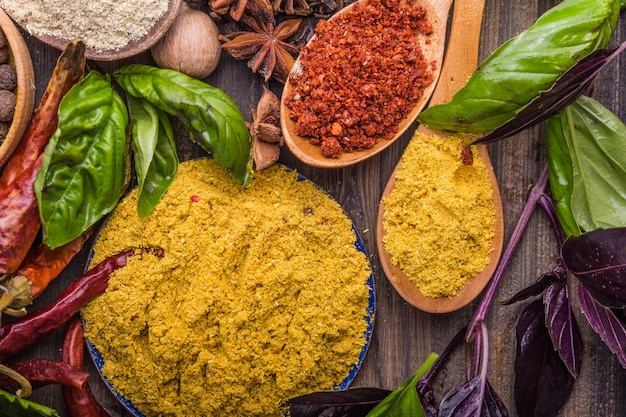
[84, 168, 376, 416]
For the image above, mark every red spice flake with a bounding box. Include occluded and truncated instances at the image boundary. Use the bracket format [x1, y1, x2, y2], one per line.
[190, 195, 200, 202]
[285, 0, 435, 158]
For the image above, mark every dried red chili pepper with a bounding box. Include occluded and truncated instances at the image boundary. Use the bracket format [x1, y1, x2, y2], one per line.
[62, 317, 111, 417]
[0, 40, 85, 189]
[0, 40, 85, 275]
[0, 227, 95, 317]
[0, 155, 44, 275]
[0, 249, 149, 362]
[0, 359, 88, 392]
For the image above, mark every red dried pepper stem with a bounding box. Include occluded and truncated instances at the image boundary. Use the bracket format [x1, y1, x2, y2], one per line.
[0, 227, 95, 316]
[0, 40, 85, 189]
[0, 155, 44, 275]
[0, 359, 89, 392]
[0, 249, 137, 362]
[62, 317, 111, 417]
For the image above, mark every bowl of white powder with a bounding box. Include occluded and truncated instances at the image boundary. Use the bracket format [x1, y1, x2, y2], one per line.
[0, 0, 182, 61]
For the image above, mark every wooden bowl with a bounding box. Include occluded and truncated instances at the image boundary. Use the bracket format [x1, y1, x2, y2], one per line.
[280, 0, 454, 168]
[0, 8, 35, 169]
[0, 0, 182, 61]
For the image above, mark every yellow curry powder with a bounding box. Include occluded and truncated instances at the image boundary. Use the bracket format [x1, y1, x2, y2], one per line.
[382, 132, 495, 298]
[81, 159, 371, 417]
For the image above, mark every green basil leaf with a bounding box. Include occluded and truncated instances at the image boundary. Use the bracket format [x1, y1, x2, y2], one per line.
[365, 353, 438, 417]
[113, 64, 253, 186]
[546, 114, 581, 237]
[0, 389, 60, 417]
[127, 96, 178, 218]
[418, 0, 620, 133]
[552, 95, 626, 232]
[35, 71, 129, 249]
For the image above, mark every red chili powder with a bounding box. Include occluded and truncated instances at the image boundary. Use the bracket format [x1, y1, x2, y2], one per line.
[285, 0, 435, 158]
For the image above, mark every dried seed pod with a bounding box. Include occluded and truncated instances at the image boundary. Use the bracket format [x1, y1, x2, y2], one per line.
[151, 3, 221, 79]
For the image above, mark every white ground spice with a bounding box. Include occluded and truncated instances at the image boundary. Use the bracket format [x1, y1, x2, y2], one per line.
[1, 0, 169, 50]
[382, 132, 495, 298]
[82, 159, 372, 417]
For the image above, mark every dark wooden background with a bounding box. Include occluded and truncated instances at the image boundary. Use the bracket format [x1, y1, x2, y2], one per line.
[9, 0, 626, 415]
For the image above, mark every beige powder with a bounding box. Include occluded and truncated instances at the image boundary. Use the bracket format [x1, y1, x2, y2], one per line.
[1, 0, 169, 50]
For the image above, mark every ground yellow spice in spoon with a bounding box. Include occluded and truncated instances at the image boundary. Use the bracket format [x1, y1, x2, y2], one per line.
[382, 132, 495, 298]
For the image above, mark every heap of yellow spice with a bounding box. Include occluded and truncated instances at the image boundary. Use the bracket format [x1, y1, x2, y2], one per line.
[82, 159, 372, 417]
[382, 132, 495, 298]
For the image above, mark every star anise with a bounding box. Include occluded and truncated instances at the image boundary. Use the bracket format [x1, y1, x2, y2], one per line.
[208, 0, 273, 22]
[249, 86, 282, 170]
[221, 13, 307, 83]
[272, 0, 311, 16]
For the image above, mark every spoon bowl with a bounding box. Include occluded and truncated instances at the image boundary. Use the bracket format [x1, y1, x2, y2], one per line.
[280, 0, 454, 168]
[0, 0, 182, 61]
[376, 0, 504, 313]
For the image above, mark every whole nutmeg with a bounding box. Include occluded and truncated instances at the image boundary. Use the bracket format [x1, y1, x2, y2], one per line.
[0, 89, 16, 122]
[0, 64, 17, 90]
[151, 3, 221, 79]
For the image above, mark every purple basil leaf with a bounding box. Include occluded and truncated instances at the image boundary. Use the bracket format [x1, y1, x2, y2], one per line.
[473, 41, 626, 145]
[416, 381, 438, 417]
[578, 283, 626, 368]
[562, 227, 626, 308]
[514, 300, 575, 417]
[481, 379, 509, 417]
[501, 273, 558, 305]
[287, 388, 393, 417]
[543, 280, 583, 377]
[438, 375, 483, 417]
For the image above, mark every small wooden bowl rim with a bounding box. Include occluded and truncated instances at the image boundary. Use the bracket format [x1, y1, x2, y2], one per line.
[0, 0, 182, 61]
[0, 8, 35, 169]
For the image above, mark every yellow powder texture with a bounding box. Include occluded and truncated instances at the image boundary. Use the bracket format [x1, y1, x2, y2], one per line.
[81, 159, 372, 417]
[382, 132, 495, 298]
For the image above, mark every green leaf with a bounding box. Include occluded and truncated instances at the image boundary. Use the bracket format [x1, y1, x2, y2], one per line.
[550, 95, 626, 233]
[35, 70, 129, 249]
[0, 389, 60, 417]
[127, 96, 178, 218]
[113, 64, 253, 186]
[546, 114, 581, 237]
[365, 353, 438, 417]
[418, 0, 620, 133]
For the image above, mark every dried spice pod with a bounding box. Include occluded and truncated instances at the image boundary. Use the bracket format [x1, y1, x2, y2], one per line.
[249, 86, 282, 170]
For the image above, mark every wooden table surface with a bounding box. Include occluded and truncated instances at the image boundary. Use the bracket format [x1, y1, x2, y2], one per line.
[8, 0, 626, 416]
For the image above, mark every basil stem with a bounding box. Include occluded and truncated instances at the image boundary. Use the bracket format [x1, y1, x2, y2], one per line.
[35, 71, 129, 249]
[418, 0, 620, 133]
[113, 64, 253, 186]
[547, 95, 626, 234]
[127, 95, 178, 218]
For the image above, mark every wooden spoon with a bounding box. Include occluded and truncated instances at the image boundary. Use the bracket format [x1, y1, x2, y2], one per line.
[280, 0, 454, 168]
[376, 0, 504, 313]
[0, 0, 182, 61]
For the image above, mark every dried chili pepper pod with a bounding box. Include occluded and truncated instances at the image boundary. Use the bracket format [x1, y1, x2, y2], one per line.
[62, 317, 111, 417]
[0, 40, 85, 189]
[0, 359, 89, 393]
[0, 40, 85, 275]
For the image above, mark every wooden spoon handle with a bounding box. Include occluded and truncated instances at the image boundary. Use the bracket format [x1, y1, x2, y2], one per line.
[429, 0, 487, 106]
